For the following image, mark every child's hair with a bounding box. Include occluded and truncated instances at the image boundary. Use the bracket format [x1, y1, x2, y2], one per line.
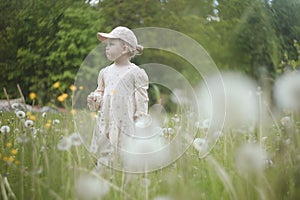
[123, 42, 144, 58]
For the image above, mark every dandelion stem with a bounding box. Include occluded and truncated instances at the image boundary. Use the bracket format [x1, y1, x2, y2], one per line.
[0, 174, 9, 200]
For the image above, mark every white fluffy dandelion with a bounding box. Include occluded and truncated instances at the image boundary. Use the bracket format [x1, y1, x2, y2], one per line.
[273, 71, 300, 112]
[235, 143, 268, 174]
[24, 120, 34, 127]
[0, 125, 10, 134]
[70, 132, 83, 146]
[193, 138, 209, 155]
[75, 174, 110, 200]
[197, 72, 259, 129]
[52, 119, 60, 124]
[15, 110, 26, 119]
[57, 136, 72, 151]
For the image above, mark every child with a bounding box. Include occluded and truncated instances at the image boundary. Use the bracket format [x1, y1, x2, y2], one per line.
[87, 26, 149, 155]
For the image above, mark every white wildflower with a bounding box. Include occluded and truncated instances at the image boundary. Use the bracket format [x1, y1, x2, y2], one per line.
[52, 119, 60, 124]
[24, 120, 34, 127]
[57, 136, 72, 151]
[75, 174, 110, 200]
[197, 72, 259, 129]
[17, 135, 30, 144]
[235, 143, 268, 174]
[193, 138, 209, 155]
[11, 103, 19, 110]
[70, 132, 82, 146]
[273, 71, 300, 112]
[280, 116, 292, 126]
[42, 112, 47, 118]
[0, 125, 10, 134]
[15, 110, 26, 119]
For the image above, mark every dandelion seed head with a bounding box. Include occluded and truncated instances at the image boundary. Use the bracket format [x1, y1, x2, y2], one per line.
[17, 135, 30, 144]
[274, 71, 300, 112]
[52, 119, 60, 124]
[0, 125, 10, 134]
[16, 110, 26, 119]
[75, 174, 110, 200]
[197, 72, 258, 129]
[193, 138, 209, 155]
[57, 137, 72, 151]
[235, 143, 268, 174]
[24, 120, 34, 127]
[42, 112, 47, 118]
[70, 132, 82, 146]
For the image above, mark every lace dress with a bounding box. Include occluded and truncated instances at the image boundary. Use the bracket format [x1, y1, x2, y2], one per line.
[89, 63, 149, 154]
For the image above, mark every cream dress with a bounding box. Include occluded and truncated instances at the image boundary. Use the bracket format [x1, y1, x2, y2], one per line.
[89, 63, 149, 155]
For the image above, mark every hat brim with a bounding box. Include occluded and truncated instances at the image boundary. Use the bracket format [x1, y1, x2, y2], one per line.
[97, 32, 117, 42]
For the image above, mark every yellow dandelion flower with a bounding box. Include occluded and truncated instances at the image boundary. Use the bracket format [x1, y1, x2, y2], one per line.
[29, 115, 36, 121]
[69, 85, 77, 91]
[45, 123, 51, 129]
[70, 109, 76, 115]
[90, 112, 96, 119]
[79, 86, 84, 90]
[61, 93, 68, 99]
[53, 81, 60, 89]
[26, 111, 31, 116]
[29, 92, 36, 100]
[3, 157, 8, 161]
[57, 95, 65, 102]
[8, 156, 14, 162]
[6, 142, 12, 148]
[11, 149, 18, 155]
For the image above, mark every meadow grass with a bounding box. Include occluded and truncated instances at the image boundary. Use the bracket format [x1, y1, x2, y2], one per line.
[0, 108, 300, 200]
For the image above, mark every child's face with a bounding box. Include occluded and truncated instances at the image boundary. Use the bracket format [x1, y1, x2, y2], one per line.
[105, 39, 125, 61]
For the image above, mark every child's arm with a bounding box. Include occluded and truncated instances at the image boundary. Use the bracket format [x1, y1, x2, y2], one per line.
[87, 68, 105, 111]
[134, 68, 149, 120]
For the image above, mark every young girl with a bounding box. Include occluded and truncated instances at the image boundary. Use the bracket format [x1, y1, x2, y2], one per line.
[87, 26, 149, 155]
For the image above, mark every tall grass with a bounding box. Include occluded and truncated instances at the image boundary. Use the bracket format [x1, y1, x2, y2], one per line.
[0, 106, 299, 200]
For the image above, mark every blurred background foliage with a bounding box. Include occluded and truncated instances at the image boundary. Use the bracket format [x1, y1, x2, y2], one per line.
[0, 0, 299, 105]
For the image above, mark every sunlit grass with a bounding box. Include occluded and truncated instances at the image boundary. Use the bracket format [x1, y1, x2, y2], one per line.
[0, 104, 300, 199]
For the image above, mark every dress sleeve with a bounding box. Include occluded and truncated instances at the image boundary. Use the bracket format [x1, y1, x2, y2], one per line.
[134, 68, 149, 119]
[88, 68, 105, 111]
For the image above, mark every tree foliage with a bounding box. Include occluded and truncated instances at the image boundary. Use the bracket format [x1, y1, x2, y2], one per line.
[0, 0, 299, 105]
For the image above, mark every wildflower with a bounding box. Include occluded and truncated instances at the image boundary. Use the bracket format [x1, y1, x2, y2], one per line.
[8, 156, 14, 163]
[24, 120, 34, 127]
[61, 93, 68, 99]
[17, 135, 30, 144]
[273, 71, 300, 112]
[45, 122, 51, 129]
[28, 114, 36, 121]
[70, 133, 82, 146]
[193, 138, 209, 154]
[69, 84, 77, 91]
[29, 92, 36, 100]
[79, 86, 84, 90]
[70, 109, 76, 115]
[16, 110, 26, 119]
[52, 119, 60, 124]
[57, 95, 65, 102]
[0, 125, 10, 134]
[11, 103, 19, 110]
[75, 174, 110, 200]
[6, 142, 12, 148]
[197, 72, 258, 129]
[53, 81, 60, 89]
[280, 116, 292, 126]
[235, 143, 268, 174]
[42, 112, 47, 118]
[57, 137, 72, 151]
[11, 149, 18, 155]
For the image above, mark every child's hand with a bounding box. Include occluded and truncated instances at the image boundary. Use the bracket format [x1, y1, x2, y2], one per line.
[87, 92, 101, 111]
